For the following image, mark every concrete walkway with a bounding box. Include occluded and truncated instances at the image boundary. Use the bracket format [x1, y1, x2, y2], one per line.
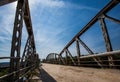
[28, 63, 120, 82]
[41, 63, 120, 82]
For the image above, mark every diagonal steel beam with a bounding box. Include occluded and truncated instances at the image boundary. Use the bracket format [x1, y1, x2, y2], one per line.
[0, 0, 17, 6]
[77, 38, 94, 54]
[105, 14, 120, 24]
[66, 49, 76, 65]
[59, 0, 120, 56]
[77, 38, 103, 67]
[24, 0, 36, 50]
[21, 36, 31, 67]
[58, 54, 66, 65]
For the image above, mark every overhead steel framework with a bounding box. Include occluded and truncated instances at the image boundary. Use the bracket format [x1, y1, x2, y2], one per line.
[0, 0, 40, 82]
[45, 0, 120, 68]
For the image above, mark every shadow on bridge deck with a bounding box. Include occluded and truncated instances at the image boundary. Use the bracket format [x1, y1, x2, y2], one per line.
[40, 67, 57, 82]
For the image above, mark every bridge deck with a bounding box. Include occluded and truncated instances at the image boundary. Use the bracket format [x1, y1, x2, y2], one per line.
[41, 63, 120, 82]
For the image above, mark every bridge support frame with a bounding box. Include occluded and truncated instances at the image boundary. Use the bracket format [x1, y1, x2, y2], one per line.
[21, 36, 35, 68]
[75, 38, 81, 65]
[77, 38, 103, 67]
[0, 0, 40, 81]
[65, 50, 68, 65]
[99, 15, 114, 68]
[66, 49, 76, 65]
[9, 0, 26, 81]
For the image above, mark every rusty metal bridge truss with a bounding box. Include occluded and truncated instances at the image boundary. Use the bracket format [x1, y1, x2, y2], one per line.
[45, 0, 120, 68]
[0, 0, 120, 82]
[0, 0, 40, 82]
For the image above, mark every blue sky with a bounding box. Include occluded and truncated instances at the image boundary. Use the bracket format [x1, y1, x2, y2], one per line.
[0, 0, 120, 61]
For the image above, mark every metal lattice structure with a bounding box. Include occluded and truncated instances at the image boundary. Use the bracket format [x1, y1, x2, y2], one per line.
[0, 0, 120, 82]
[0, 0, 40, 82]
[46, 0, 120, 68]
[46, 53, 60, 64]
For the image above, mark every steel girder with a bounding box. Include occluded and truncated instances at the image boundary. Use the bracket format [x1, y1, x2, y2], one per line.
[99, 16, 114, 67]
[57, 0, 120, 68]
[21, 36, 35, 68]
[0, 0, 38, 81]
[9, 0, 26, 81]
[76, 38, 103, 67]
[66, 49, 76, 65]
[6, 0, 37, 81]
[59, 0, 120, 56]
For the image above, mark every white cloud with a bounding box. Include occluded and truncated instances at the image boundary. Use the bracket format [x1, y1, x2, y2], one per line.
[0, 0, 100, 60]
[27, 0, 98, 59]
[29, 0, 65, 8]
[33, 23, 68, 58]
[29, 0, 97, 10]
[0, 2, 28, 58]
[66, 2, 97, 10]
[0, 2, 17, 36]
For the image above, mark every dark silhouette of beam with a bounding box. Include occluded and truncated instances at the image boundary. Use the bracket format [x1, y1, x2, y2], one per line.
[0, 0, 17, 6]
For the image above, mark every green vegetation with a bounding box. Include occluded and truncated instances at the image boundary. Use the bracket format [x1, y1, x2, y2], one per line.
[0, 68, 8, 77]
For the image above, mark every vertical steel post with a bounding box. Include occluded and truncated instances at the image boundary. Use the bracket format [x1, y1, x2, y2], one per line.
[56, 55, 59, 64]
[99, 15, 114, 68]
[58, 54, 66, 65]
[75, 38, 81, 65]
[65, 50, 68, 65]
[9, 0, 25, 81]
[58, 55, 61, 64]
[54, 54, 57, 64]
[61, 54, 66, 65]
